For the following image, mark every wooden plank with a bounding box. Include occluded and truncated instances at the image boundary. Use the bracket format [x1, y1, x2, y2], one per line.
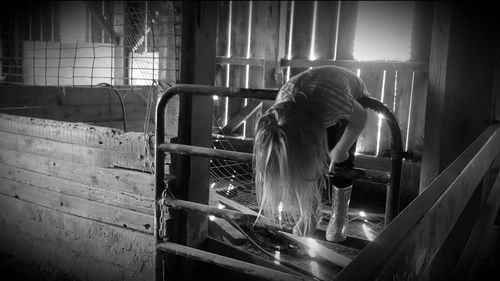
[94, 119, 156, 133]
[282, 59, 429, 73]
[0, 193, 155, 255]
[315, 1, 339, 60]
[0, 163, 154, 214]
[358, 70, 384, 155]
[0, 104, 148, 124]
[0, 112, 163, 167]
[379, 70, 396, 155]
[335, 125, 500, 281]
[0, 194, 155, 281]
[0, 177, 154, 233]
[213, 64, 228, 129]
[0, 219, 134, 281]
[335, 1, 357, 60]
[226, 1, 250, 136]
[289, 1, 314, 77]
[246, 1, 273, 137]
[228, 64, 246, 135]
[214, 1, 230, 130]
[0, 147, 154, 198]
[261, 1, 284, 89]
[215, 57, 265, 67]
[394, 70, 413, 152]
[407, 72, 428, 156]
[216, 1, 230, 58]
[0, 130, 152, 171]
[0, 112, 157, 153]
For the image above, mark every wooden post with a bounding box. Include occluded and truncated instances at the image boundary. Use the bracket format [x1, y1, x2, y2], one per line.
[167, 1, 217, 279]
[419, 2, 452, 191]
[420, 2, 499, 192]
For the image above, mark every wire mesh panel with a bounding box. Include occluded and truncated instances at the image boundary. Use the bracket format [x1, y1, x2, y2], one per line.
[0, 1, 182, 88]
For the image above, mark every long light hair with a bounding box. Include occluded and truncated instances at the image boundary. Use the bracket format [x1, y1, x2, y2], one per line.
[253, 94, 328, 234]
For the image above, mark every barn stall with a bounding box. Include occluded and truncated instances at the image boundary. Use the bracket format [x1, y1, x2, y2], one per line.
[1, 1, 500, 281]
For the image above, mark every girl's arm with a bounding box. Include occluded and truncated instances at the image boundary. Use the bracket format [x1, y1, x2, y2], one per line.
[329, 99, 368, 172]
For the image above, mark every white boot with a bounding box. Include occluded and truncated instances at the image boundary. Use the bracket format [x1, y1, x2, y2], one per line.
[325, 185, 352, 242]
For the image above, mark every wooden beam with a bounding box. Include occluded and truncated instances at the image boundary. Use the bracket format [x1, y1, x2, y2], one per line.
[335, 125, 500, 281]
[220, 100, 262, 135]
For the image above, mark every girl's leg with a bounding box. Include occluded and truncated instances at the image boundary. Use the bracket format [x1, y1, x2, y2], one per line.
[326, 120, 355, 241]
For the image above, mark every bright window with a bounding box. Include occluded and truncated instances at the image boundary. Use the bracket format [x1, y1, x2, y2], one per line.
[353, 1, 415, 61]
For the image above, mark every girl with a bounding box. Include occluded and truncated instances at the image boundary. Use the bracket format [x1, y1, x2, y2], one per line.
[253, 66, 369, 240]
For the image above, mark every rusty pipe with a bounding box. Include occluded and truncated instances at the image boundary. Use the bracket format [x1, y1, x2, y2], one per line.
[158, 143, 253, 162]
[357, 96, 404, 225]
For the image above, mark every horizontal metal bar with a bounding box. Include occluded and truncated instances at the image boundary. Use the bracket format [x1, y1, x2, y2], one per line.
[216, 56, 266, 67]
[158, 143, 253, 162]
[157, 242, 313, 281]
[281, 59, 429, 73]
[161, 198, 288, 232]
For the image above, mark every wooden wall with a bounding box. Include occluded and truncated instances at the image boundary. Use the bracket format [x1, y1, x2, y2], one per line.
[0, 112, 162, 281]
[214, 1, 431, 160]
[0, 85, 178, 136]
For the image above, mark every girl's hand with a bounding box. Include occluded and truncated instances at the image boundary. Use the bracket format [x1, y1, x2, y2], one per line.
[329, 147, 349, 172]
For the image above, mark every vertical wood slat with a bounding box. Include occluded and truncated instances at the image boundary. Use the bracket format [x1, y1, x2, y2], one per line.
[358, 70, 384, 155]
[289, 1, 314, 77]
[379, 70, 396, 155]
[394, 70, 414, 152]
[245, 1, 273, 137]
[227, 1, 251, 136]
[214, 2, 230, 130]
[408, 72, 429, 155]
[335, 1, 358, 60]
[314, 1, 339, 60]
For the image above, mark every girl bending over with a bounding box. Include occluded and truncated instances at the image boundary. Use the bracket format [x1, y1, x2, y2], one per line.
[253, 66, 369, 241]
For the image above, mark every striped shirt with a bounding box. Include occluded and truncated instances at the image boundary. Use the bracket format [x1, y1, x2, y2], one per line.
[275, 66, 370, 127]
